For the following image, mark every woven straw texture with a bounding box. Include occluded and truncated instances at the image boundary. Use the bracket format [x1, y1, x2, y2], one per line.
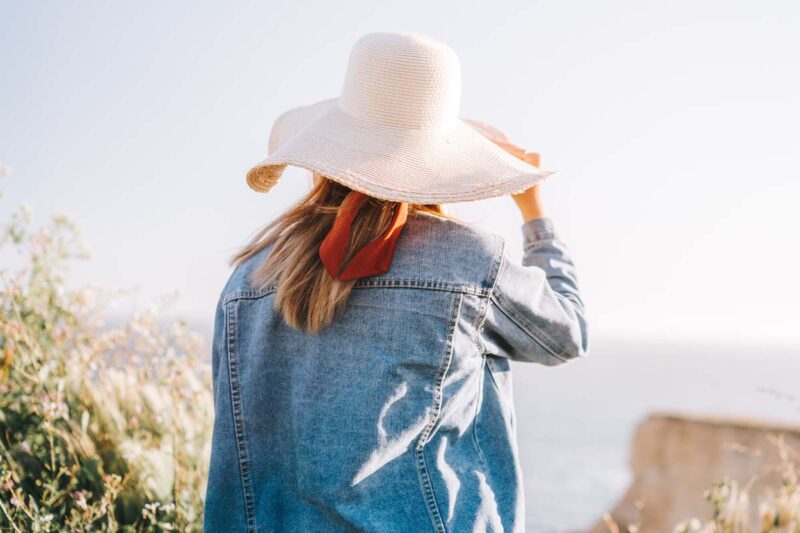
[246, 32, 559, 204]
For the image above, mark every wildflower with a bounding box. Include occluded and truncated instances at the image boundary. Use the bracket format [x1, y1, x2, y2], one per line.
[41, 395, 69, 421]
[101, 474, 123, 502]
[142, 501, 161, 521]
[71, 490, 89, 511]
[37, 362, 53, 381]
[72, 287, 97, 310]
[0, 163, 12, 176]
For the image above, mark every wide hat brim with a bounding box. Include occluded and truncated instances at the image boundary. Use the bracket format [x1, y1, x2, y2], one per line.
[246, 98, 560, 204]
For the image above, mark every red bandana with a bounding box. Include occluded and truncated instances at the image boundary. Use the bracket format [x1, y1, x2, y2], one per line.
[318, 151, 539, 281]
[319, 190, 409, 281]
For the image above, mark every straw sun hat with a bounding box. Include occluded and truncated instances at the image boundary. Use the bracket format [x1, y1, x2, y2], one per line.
[245, 31, 559, 205]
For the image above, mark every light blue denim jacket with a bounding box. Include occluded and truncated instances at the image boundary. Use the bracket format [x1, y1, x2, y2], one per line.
[204, 211, 588, 532]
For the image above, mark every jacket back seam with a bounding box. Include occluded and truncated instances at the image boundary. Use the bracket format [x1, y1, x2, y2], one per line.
[415, 290, 463, 533]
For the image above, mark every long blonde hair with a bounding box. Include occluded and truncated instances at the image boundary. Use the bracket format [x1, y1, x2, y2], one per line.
[231, 174, 458, 333]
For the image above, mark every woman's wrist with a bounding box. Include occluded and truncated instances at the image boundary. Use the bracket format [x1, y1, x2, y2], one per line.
[517, 204, 544, 222]
[512, 185, 544, 222]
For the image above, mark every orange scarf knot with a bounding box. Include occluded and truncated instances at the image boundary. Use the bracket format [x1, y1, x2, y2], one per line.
[319, 191, 409, 281]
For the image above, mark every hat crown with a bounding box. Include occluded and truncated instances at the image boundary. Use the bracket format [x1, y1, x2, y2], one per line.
[338, 32, 462, 131]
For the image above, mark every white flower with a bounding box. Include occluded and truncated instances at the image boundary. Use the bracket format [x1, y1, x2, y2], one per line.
[0, 163, 12, 177]
[71, 490, 89, 511]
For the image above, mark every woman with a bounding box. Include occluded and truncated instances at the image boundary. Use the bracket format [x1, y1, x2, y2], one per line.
[204, 32, 588, 532]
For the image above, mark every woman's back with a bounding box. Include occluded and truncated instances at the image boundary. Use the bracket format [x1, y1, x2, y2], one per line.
[204, 209, 587, 532]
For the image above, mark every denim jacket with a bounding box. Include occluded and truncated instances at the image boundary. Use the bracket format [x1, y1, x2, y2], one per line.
[204, 211, 588, 532]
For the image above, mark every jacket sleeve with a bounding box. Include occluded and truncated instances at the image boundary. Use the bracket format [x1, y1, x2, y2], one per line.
[479, 217, 589, 365]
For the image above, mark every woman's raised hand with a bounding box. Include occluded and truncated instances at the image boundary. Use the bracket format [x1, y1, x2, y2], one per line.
[465, 119, 545, 222]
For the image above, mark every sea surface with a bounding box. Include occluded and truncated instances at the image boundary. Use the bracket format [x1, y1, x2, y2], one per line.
[514, 337, 800, 532]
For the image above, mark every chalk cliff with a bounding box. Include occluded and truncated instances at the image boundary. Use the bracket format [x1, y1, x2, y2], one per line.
[591, 412, 800, 532]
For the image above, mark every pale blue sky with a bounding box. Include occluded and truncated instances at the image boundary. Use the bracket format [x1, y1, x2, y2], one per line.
[2, 0, 799, 345]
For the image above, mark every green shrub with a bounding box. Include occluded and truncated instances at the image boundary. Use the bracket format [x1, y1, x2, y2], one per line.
[0, 199, 212, 530]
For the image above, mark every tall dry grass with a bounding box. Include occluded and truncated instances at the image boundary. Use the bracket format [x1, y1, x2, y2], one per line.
[1, 195, 212, 530]
[672, 435, 800, 533]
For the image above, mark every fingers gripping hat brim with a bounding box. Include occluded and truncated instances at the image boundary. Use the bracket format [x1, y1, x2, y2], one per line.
[245, 99, 559, 205]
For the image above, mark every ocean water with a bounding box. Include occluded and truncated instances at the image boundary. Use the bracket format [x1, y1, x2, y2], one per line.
[514, 337, 800, 532]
